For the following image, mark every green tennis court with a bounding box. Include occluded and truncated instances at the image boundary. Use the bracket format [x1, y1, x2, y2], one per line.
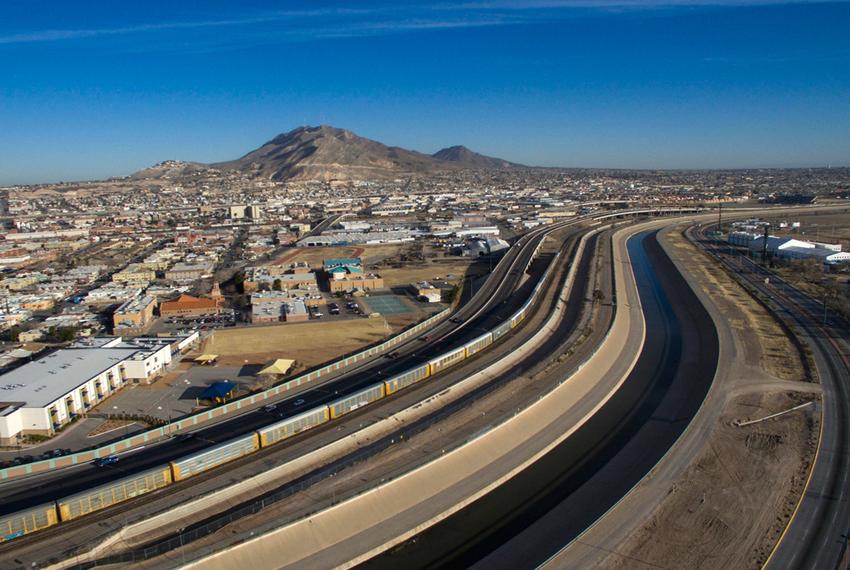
[362, 295, 412, 315]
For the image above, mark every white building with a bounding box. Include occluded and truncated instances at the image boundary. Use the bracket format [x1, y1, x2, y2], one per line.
[748, 236, 848, 264]
[0, 337, 176, 444]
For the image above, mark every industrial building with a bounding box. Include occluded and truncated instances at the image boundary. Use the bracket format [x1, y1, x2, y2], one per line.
[745, 236, 849, 264]
[0, 337, 180, 444]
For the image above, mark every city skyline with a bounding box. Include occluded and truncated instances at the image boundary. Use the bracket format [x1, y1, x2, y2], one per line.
[2, 0, 850, 184]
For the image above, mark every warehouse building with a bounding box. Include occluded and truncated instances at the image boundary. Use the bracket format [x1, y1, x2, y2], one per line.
[0, 338, 174, 444]
[747, 236, 848, 264]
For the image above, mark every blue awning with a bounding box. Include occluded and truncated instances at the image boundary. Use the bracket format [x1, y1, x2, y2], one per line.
[200, 381, 236, 399]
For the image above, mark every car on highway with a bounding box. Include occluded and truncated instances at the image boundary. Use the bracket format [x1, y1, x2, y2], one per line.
[93, 455, 119, 467]
[262, 404, 277, 412]
[293, 398, 306, 407]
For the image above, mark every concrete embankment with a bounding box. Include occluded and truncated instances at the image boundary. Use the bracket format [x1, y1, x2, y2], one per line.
[181, 223, 647, 570]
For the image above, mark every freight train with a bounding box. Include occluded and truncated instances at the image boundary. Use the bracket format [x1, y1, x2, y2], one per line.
[0, 258, 549, 544]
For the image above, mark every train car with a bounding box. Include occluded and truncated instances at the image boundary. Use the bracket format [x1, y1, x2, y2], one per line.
[510, 300, 532, 328]
[491, 320, 513, 341]
[463, 332, 493, 358]
[0, 502, 59, 542]
[58, 465, 172, 521]
[329, 383, 385, 419]
[428, 346, 466, 375]
[170, 433, 260, 481]
[384, 363, 430, 395]
[258, 406, 330, 447]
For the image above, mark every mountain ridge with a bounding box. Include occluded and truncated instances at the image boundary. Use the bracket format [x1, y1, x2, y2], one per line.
[134, 125, 522, 181]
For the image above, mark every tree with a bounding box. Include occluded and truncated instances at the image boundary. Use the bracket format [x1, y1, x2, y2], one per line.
[4, 326, 22, 342]
[272, 279, 282, 291]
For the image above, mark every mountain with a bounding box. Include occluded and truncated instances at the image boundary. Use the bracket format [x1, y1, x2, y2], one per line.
[133, 125, 520, 182]
[213, 125, 445, 181]
[129, 160, 212, 180]
[432, 145, 521, 169]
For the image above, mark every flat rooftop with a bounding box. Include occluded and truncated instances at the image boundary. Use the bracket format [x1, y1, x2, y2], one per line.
[0, 347, 141, 408]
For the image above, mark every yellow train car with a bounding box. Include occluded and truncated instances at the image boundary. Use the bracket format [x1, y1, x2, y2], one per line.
[0, 502, 59, 542]
[463, 332, 493, 358]
[258, 407, 330, 447]
[428, 346, 466, 375]
[384, 364, 431, 395]
[170, 433, 260, 481]
[328, 383, 385, 419]
[58, 465, 172, 521]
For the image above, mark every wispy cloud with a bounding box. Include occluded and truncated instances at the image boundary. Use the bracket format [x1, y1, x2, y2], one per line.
[0, 1, 841, 47]
[0, 8, 374, 45]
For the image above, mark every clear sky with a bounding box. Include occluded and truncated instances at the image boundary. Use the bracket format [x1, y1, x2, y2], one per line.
[1, 1, 849, 184]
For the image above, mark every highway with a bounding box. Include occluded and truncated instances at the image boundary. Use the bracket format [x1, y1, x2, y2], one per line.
[362, 228, 719, 569]
[121, 217, 646, 569]
[46, 225, 606, 570]
[693, 230, 850, 570]
[0, 218, 583, 516]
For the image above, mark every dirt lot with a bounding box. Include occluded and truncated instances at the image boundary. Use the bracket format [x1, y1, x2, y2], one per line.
[667, 236, 806, 382]
[199, 318, 394, 370]
[380, 260, 487, 288]
[268, 244, 408, 269]
[761, 209, 850, 246]
[600, 227, 820, 570]
[606, 390, 819, 570]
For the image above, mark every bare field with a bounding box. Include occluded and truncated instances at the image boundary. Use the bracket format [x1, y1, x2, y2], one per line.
[380, 261, 486, 288]
[598, 228, 818, 570]
[200, 319, 392, 369]
[607, 390, 819, 570]
[269, 243, 407, 269]
[666, 234, 805, 382]
[268, 246, 366, 268]
[763, 209, 850, 245]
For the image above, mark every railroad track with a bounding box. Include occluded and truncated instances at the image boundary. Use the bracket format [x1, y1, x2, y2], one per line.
[690, 226, 850, 570]
[0, 216, 589, 558]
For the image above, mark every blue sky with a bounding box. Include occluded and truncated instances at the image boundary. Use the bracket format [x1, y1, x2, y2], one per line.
[1, 1, 849, 184]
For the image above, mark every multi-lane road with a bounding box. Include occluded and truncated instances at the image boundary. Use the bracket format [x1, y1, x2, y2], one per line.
[6, 209, 843, 569]
[0, 217, 584, 518]
[361, 227, 719, 569]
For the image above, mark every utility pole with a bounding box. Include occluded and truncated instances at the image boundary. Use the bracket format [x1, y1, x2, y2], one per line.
[761, 223, 770, 265]
[717, 199, 722, 239]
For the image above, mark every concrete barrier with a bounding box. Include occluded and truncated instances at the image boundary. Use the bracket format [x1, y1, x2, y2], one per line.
[177, 224, 646, 570]
[0, 308, 451, 482]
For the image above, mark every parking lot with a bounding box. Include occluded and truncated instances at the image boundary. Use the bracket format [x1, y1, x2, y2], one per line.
[149, 309, 237, 335]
